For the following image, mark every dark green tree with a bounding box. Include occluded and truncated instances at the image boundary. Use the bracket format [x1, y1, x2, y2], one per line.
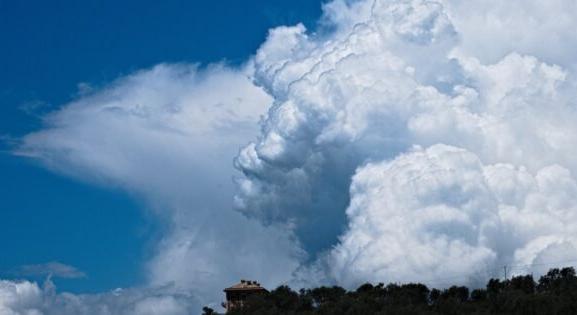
[217, 266, 577, 315]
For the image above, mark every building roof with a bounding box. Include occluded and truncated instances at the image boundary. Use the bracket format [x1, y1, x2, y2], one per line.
[224, 279, 268, 292]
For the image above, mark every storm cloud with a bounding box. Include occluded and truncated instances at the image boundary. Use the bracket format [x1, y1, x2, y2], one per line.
[235, 0, 577, 288]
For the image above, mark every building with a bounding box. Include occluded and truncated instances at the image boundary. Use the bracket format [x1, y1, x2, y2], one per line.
[222, 279, 267, 312]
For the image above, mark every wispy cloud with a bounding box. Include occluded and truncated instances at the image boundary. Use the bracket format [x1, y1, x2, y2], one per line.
[16, 63, 302, 309]
[12, 262, 86, 279]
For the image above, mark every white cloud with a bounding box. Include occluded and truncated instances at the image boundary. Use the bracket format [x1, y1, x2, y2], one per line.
[0, 280, 43, 315]
[12, 262, 86, 279]
[17, 63, 303, 311]
[235, 0, 577, 288]
[327, 145, 500, 288]
[128, 296, 189, 315]
[0, 279, 199, 315]
[319, 145, 577, 288]
[440, 0, 577, 69]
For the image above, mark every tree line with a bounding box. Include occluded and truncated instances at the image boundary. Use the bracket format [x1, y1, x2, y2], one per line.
[203, 266, 577, 314]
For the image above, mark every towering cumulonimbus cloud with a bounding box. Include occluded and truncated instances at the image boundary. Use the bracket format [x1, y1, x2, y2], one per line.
[235, 0, 577, 288]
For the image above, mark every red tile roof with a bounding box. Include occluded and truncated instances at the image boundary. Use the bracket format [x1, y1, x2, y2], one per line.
[224, 279, 268, 292]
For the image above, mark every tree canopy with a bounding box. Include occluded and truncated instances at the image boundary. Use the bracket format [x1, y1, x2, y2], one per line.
[203, 267, 577, 315]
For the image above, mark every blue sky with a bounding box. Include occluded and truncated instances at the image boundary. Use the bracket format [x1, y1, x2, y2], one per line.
[0, 0, 323, 293]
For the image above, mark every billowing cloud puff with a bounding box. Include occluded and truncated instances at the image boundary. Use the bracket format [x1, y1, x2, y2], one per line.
[328, 145, 501, 288]
[325, 145, 577, 288]
[0, 279, 198, 315]
[235, 0, 577, 287]
[0, 280, 43, 315]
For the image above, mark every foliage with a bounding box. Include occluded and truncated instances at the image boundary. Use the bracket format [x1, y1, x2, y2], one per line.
[204, 267, 577, 314]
